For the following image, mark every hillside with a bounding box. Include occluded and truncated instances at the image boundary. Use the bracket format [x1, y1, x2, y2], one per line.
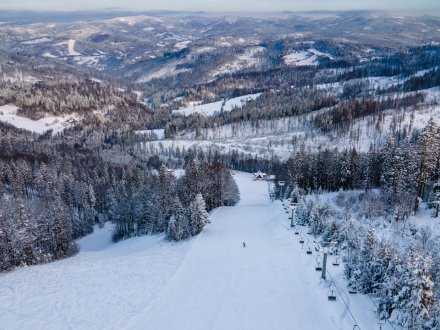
[0, 172, 393, 330]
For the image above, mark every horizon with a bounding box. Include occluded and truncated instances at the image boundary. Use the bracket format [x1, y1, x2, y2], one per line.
[0, 0, 439, 16]
[0, 8, 439, 21]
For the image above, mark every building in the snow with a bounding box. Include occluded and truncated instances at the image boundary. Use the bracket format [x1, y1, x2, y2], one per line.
[254, 171, 267, 181]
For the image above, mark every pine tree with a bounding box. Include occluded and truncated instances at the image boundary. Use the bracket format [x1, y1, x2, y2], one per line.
[167, 215, 181, 242]
[222, 171, 240, 206]
[394, 248, 435, 329]
[357, 228, 377, 293]
[166, 197, 189, 241]
[415, 118, 440, 212]
[432, 172, 440, 218]
[189, 193, 209, 236]
[377, 248, 402, 320]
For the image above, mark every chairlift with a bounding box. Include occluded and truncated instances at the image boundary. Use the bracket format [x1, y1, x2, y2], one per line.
[294, 230, 299, 235]
[315, 261, 323, 271]
[332, 257, 340, 266]
[307, 230, 312, 235]
[327, 282, 337, 301]
[299, 237, 305, 244]
[306, 246, 312, 255]
[348, 287, 357, 294]
[290, 196, 298, 206]
[328, 289, 337, 301]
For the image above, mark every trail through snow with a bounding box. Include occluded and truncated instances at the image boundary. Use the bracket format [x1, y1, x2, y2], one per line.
[0, 172, 392, 330]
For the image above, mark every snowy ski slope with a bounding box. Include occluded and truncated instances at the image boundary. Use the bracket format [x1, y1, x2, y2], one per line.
[0, 173, 392, 330]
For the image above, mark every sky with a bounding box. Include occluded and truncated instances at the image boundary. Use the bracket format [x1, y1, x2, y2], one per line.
[0, 0, 439, 15]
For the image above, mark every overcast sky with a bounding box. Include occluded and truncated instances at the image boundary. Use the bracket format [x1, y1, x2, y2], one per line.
[0, 0, 439, 15]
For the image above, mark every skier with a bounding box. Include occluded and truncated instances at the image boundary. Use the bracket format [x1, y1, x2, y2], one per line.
[243, 242, 246, 248]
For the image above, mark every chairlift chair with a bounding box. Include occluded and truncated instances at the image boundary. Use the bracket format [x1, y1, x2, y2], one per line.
[306, 246, 312, 255]
[299, 237, 305, 244]
[315, 261, 323, 271]
[348, 287, 357, 294]
[328, 289, 337, 301]
[332, 257, 340, 266]
[294, 230, 299, 235]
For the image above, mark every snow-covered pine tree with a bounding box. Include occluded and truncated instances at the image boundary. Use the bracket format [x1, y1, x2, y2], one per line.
[377, 246, 402, 320]
[222, 170, 240, 206]
[310, 204, 322, 235]
[189, 193, 209, 236]
[295, 198, 312, 226]
[432, 171, 440, 218]
[167, 215, 181, 242]
[415, 118, 440, 212]
[158, 165, 177, 232]
[0, 210, 11, 271]
[168, 197, 190, 241]
[356, 228, 377, 293]
[394, 248, 435, 329]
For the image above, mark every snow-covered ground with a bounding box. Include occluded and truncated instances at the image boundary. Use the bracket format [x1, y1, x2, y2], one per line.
[137, 59, 191, 82]
[135, 128, 165, 139]
[0, 104, 80, 134]
[142, 94, 440, 160]
[283, 49, 332, 66]
[0, 172, 391, 330]
[20, 37, 51, 45]
[67, 39, 81, 56]
[172, 93, 261, 116]
[284, 51, 318, 66]
[212, 46, 265, 77]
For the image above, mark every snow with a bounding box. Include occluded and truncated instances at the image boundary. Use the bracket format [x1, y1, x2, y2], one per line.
[42, 52, 57, 58]
[138, 60, 191, 82]
[67, 39, 81, 56]
[135, 128, 165, 139]
[142, 96, 440, 161]
[284, 49, 332, 67]
[0, 172, 391, 329]
[73, 55, 102, 67]
[0, 104, 80, 134]
[284, 51, 318, 66]
[77, 223, 115, 252]
[175, 40, 192, 50]
[409, 203, 440, 237]
[172, 93, 261, 116]
[309, 48, 334, 59]
[212, 46, 265, 77]
[21, 37, 51, 45]
[111, 16, 164, 25]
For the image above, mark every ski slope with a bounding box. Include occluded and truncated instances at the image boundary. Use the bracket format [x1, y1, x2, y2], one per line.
[0, 173, 392, 330]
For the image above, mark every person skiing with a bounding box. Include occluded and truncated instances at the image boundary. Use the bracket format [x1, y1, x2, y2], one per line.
[243, 242, 246, 248]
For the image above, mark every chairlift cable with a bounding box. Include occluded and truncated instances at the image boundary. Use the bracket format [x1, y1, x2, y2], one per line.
[325, 270, 361, 329]
[365, 293, 396, 330]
